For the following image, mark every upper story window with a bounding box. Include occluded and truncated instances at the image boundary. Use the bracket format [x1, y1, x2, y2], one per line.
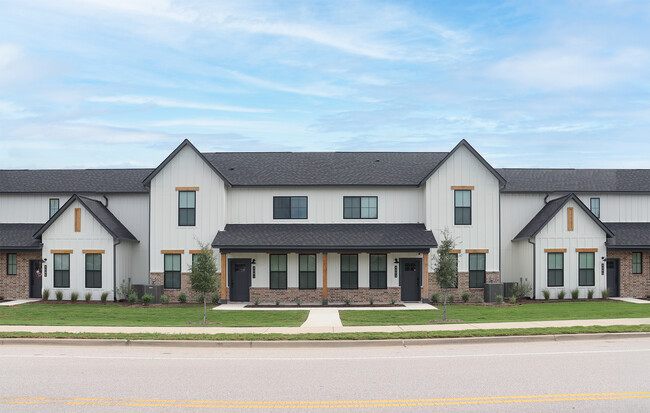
[178, 191, 196, 226]
[632, 252, 642, 274]
[343, 196, 378, 219]
[273, 196, 307, 219]
[49, 199, 59, 218]
[7, 253, 17, 275]
[454, 190, 471, 225]
[590, 198, 600, 218]
[578, 252, 595, 286]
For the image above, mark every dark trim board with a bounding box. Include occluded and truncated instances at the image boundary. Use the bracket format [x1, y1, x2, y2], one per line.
[219, 247, 433, 254]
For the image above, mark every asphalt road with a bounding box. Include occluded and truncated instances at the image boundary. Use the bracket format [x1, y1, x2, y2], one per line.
[0, 337, 648, 412]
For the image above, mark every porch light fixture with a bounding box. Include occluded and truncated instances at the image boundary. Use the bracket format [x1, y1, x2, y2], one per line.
[394, 258, 400, 264]
[251, 259, 256, 265]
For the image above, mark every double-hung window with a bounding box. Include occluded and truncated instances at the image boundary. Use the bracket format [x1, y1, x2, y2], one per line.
[178, 191, 196, 226]
[454, 190, 471, 225]
[547, 253, 564, 287]
[85, 254, 102, 288]
[632, 252, 642, 274]
[369, 254, 387, 289]
[340, 254, 358, 289]
[273, 197, 307, 219]
[299, 254, 316, 290]
[270, 254, 287, 289]
[54, 253, 70, 288]
[590, 198, 600, 218]
[450, 253, 458, 288]
[469, 253, 485, 288]
[49, 199, 59, 218]
[343, 196, 378, 219]
[164, 254, 181, 289]
[578, 252, 595, 286]
[7, 253, 17, 275]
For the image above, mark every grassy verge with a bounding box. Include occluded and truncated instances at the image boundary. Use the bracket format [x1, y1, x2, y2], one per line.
[340, 301, 650, 326]
[0, 304, 309, 327]
[0, 325, 648, 341]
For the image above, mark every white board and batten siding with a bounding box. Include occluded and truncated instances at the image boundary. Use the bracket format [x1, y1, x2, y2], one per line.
[227, 187, 425, 224]
[424, 145, 501, 273]
[149, 145, 227, 274]
[0, 194, 74, 223]
[576, 193, 650, 222]
[41, 199, 118, 300]
[532, 199, 607, 299]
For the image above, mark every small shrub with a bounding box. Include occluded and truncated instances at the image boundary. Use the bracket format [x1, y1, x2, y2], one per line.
[196, 294, 205, 304]
[369, 297, 374, 306]
[0, 295, 3, 301]
[100, 292, 109, 303]
[254, 299, 259, 306]
[295, 298, 301, 307]
[509, 295, 517, 304]
[70, 291, 79, 302]
[56, 290, 63, 301]
[557, 290, 566, 300]
[275, 300, 280, 306]
[127, 292, 138, 305]
[477, 296, 484, 303]
[496, 295, 503, 304]
[461, 292, 470, 303]
[85, 292, 92, 303]
[601, 288, 610, 300]
[588, 289, 595, 299]
[142, 294, 153, 306]
[211, 294, 220, 304]
[178, 293, 187, 303]
[344, 298, 351, 306]
[513, 281, 533, 299]
[161, 295, 170, 304]
[542, 289, 551, 300]
[446, 295, 454, 303]
[322, 299, 328, 305]
[42, 289, 50, 300]
[390, 297, 396, 305]
[571, 288, 579, 300]
[430, 293, 439, 303]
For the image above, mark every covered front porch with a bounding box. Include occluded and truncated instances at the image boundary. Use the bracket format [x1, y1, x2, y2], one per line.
[212, 223, 437, 304]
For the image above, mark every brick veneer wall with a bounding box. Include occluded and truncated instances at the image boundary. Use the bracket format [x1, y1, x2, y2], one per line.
[249, 287, 401, 304]
[0, 252, 41, 300]
[427, 271, 500, 302]
[150, 272, 223, 302]
[607, 251, 650, 298]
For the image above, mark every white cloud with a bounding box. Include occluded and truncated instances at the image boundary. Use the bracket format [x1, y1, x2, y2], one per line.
[88, 95, 271, 113]
[0, 100, 35, 119]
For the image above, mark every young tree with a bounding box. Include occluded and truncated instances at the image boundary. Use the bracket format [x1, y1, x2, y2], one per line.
[189, 242, 218, 324]
[434, 229, 458, 321]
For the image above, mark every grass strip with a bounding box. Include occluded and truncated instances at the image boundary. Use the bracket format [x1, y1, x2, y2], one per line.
[0, 325, 648, 341]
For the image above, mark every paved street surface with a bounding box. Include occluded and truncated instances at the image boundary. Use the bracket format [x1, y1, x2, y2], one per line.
[0, 337, 648, 412]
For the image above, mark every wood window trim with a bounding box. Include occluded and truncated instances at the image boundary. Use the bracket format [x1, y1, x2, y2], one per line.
[575, 248, 598, 252]
[175, 187, 199, 191]
[465, 249, 489, 254]
[189, 250, 211, 255]
[74, 208, 81, 232]
[544, 248, 567, 253]
[161, 250, 184, 254]
[567, 207, 574, 231]
[449, 249, 461, 254]
[451, 186, 475, 190]
[82, 250, 105, 254]
[51, 249, 73, 254]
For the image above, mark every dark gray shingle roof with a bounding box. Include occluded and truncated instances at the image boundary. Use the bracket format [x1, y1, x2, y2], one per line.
[0, 224, 43, 251]
[0, 168, 153, 194]
[203, 152, 448, 186]
[498, 169, 650, 193]
[213, 223, 437, 252]
[513, 194, 613, 241]
[605, 222, 650, 249]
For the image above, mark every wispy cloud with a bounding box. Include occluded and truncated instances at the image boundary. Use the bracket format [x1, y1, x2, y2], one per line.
[88, 95, 271, 113]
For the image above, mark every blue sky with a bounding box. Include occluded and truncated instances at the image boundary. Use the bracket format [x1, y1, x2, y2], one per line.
[1, 0, 650, 169]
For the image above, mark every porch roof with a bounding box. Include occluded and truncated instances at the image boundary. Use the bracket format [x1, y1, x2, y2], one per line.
[212, 223, 437, 253]
[605, 222, 650, 250]
[0, 223, 43, 252]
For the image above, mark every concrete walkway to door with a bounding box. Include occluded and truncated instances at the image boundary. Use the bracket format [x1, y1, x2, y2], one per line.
[0, 299, 41, 307]
[610, 297, 650, 304]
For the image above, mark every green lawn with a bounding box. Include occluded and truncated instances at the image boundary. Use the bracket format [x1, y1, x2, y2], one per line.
[340, 301, 650, 326]
[0, 303, 309, 327]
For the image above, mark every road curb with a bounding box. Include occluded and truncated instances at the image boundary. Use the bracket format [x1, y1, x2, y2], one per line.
[1, 332, 649, 348]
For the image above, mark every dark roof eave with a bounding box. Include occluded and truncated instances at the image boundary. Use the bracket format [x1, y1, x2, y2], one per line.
[606, 245, 650, 250]
[215, 246, 435, 253]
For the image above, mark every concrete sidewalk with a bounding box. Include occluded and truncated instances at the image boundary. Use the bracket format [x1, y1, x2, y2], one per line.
[0, 317, 648, 335]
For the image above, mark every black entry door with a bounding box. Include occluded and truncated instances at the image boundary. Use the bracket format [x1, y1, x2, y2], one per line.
[606, 259, 619, 297]
[400, 259, 421, 301]
[229, 259, 251, 302]
[29, 260, 42, 298]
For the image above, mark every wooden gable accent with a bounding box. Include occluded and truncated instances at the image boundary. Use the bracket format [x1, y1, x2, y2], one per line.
[74, 208, 81, 232]
[567, 207, 574, 231]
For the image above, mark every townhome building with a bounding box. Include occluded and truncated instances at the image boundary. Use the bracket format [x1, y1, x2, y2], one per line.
[1, 139, 648, 303]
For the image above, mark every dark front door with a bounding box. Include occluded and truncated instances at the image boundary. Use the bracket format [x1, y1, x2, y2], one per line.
[29, 260, 42, 298]
[229, 259, 251, 302]
[400, 259, 421, 301]
[606, 259, 620, 297]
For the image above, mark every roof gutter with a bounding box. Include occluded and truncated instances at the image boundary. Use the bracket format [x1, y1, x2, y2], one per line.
[527, 238, 536, 299]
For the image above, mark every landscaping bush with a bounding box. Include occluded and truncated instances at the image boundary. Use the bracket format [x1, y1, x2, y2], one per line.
[100, 292, 109, 303]
[513, 282, 533, 299]
[127, 292, 138, 305]
[477, 296, 484, 303]
[295, 298, 301, 307]
[588, 289, 595, 299]
[211, 294, 220, 304]
[571, 288, 579, 300]
[369, 296, 374, 306]
[602, 288, 610, 300]
[142, 294, 153, 306]
[390, 298, 396, 305]
[275, 300, 280, 306]
[0, 296, 3, 301]
[509, 295, 517, 304]
[42, 289, 50, 300]
[70, 292, 79, 302]
[542, 289, 550, 300]
[430, 293, 439, 303]
[55, 291, 63, 301]
[557, 290, 566, 300]
[178, 293, 187, 303]
[196, 294, 205, 304]
[85, 292, 92, 303]
[461, 292, 470, 303]
[496, 295, 503, 304]
[254, 299, 260, 306]
[344, 298, 351, 306]
[161, 295, 170, 304]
